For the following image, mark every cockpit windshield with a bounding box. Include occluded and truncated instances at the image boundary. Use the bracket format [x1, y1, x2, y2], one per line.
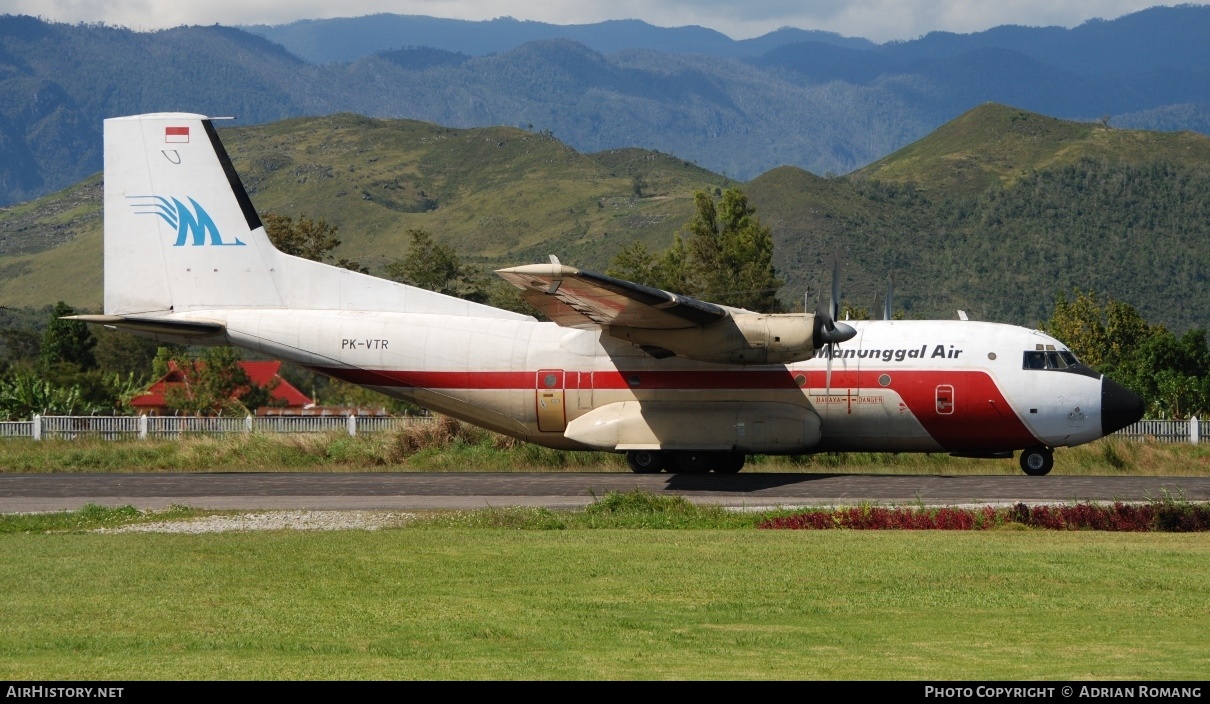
[1023, 350, 1080, 371]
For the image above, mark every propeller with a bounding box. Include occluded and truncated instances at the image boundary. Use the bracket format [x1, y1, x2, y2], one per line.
[813, 253, 857, 393]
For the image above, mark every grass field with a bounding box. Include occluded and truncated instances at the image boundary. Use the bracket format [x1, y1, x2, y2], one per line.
[1, 518, 1207, 679]
[0, 428, 1207, 476]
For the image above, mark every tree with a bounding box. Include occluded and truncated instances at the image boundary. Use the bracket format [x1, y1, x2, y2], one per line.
[608, 188, 784, 312]
[631, 174, 648, 198]
[0, 373, 84, 420]
[1042, 291, 1110, 369]
[93, 327, 162, 382]
[1043, 290, 1209, 419]
[264, 213, 367, 273]
[39, 301, 96, 372]
[0, 327, 40, 371]
[162, 347, 280, 417]
[384, 229, 486, 302]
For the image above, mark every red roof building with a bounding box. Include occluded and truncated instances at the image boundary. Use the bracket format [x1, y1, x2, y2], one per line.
[130, 360, 312, 415]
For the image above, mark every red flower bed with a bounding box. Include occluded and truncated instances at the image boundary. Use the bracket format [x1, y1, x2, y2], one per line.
[759, 502, 1210, 532]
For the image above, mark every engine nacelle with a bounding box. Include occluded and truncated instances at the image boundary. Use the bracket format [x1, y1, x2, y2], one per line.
[608, 313, 818, 364]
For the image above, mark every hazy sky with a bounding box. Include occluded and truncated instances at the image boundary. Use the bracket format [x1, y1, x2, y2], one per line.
[0, 1, 1192, 42]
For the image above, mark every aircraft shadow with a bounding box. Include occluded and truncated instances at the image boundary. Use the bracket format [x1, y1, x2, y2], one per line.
[664, 472, 844, 492]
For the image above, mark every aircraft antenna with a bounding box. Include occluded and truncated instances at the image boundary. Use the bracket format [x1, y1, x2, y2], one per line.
[883, 272, 894, 320]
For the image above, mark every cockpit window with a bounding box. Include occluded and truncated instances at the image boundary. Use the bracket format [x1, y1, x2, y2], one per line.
[1023, 350, 1081, 371]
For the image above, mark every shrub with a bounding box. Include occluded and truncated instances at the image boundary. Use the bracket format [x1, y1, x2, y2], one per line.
[760, 501, 1210, 532]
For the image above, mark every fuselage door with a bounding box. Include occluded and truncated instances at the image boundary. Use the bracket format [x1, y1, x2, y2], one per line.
[536, 369, 566, 432]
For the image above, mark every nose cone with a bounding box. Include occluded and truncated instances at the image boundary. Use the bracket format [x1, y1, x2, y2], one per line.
[1101, 377, 1145, 436]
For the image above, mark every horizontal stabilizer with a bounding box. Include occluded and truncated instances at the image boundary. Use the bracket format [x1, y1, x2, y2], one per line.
[65, 315, 226, 338]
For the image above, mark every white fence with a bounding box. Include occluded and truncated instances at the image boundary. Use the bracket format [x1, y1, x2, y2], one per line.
[0, 415, 1205, 443]
[1114, 418, 1206, 444]
[4, 414, 435, 441]
[0, 421, 33, 439]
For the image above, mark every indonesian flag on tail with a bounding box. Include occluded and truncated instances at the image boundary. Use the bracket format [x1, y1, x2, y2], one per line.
[164, 126, 190, 143]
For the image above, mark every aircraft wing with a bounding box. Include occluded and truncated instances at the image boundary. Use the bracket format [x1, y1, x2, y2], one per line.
[495, 261, 728, 330]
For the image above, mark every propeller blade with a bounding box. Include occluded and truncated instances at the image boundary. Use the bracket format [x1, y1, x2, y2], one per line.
[830, 253, 841, 323]
[815, 284, 829, 327]
[883, 272, 894, 320]
[812, 251, 857, 346]
[825, 343, 832, 395]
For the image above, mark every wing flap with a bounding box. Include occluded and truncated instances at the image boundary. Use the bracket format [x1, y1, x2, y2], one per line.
[496, 263, 727, 329]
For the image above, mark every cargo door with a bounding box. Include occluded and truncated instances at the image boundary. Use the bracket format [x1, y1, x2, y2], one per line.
[536, 369, 566, 432]
[573, 371, 594, 410]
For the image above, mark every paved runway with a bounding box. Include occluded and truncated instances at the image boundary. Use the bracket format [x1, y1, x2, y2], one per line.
[1, 472, 1207, 512]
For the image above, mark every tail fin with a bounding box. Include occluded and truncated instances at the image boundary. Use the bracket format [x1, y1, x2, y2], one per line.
[104, 113, 285, 315]
[103, 113, 523, 320]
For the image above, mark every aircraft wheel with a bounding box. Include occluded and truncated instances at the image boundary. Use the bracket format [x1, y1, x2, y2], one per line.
[715, 452, 746, 474]
[626, 450, 666, 474]
[1019, 447, 1054, 476]
[673, 451, 715, 474]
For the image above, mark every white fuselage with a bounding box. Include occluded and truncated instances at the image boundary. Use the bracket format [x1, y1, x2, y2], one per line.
[179, 309, 1106, 454]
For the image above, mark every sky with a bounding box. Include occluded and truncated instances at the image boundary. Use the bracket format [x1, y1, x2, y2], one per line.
[0, 0, 1193, 42]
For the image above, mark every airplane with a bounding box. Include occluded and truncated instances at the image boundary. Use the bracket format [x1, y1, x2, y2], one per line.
[72, 112, 1146, 476]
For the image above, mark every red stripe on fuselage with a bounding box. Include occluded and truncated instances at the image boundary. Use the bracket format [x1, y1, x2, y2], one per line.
[310, 366, 1039, 451]
[874, 369, 1039, 451]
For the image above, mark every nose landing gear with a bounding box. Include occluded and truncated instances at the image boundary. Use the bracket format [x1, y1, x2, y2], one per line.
[1019, 446, 1054, 476]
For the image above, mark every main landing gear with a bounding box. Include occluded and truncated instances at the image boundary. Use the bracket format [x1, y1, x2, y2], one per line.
[1019, 446, 1054, 476]
[626, 450, 745, 474]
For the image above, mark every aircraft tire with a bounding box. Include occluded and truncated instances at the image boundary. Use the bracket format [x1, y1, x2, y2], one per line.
[672, 451, 715, 474]
[1019, 447, 1054, 476]
[626, 450, 666, 473]
[716, 452, 746, 474]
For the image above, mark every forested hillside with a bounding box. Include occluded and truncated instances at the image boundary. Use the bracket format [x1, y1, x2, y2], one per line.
[1, 104, 1206, 333]
[750, 105, 1210, 330]
[2, 7, 1209, 206]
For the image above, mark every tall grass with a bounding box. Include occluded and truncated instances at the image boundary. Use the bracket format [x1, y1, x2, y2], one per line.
[0, 419, 624, 473]
[0, 503, 203, 533]
[0, 419, 1205, 474]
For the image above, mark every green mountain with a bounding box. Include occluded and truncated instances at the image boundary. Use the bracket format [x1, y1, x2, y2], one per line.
[2, 104, 1208, 333]
[749, 104, 1210, 329]
[856, 105, 1210, 196]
